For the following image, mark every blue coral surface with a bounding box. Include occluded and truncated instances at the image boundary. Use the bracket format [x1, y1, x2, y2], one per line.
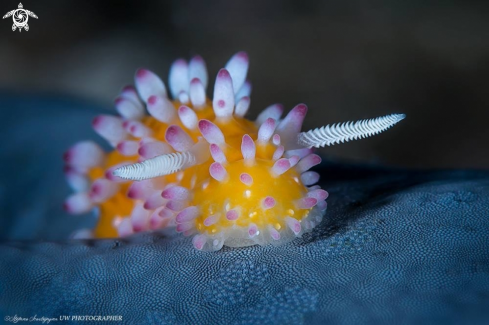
[0, 94, 489, 324]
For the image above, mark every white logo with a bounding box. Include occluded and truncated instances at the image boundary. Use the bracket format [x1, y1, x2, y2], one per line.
[2, 3, 37, 32]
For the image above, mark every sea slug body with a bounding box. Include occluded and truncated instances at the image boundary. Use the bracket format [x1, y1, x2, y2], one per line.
[64, 52, 405, 251]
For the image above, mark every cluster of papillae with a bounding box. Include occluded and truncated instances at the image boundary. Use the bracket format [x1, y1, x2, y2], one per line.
[64, 52, 404, 251]
[63, 53, 327, 251]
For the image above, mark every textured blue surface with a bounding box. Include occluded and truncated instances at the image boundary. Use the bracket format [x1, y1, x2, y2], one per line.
[0, 94, 489, 324]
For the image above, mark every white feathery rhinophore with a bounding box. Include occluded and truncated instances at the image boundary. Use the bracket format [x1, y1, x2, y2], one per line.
[113, 151, 196, 181]
[297, 113, 406, 148]
[113, 139, 209, 181]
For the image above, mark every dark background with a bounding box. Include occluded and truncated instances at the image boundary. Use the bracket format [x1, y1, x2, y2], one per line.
[1, 0, 488, 169]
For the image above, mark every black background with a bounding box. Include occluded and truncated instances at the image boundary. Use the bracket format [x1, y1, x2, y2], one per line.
[1, 0, 488, 168]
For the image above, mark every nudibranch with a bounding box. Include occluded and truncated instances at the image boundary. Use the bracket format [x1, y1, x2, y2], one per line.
[63, 52, 405, 251]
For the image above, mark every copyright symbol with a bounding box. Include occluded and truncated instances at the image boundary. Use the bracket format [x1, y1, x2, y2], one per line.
[4, 316, 9, 321]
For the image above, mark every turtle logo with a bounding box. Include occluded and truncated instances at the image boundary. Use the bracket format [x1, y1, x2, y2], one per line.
[3, 3, 37, 32]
